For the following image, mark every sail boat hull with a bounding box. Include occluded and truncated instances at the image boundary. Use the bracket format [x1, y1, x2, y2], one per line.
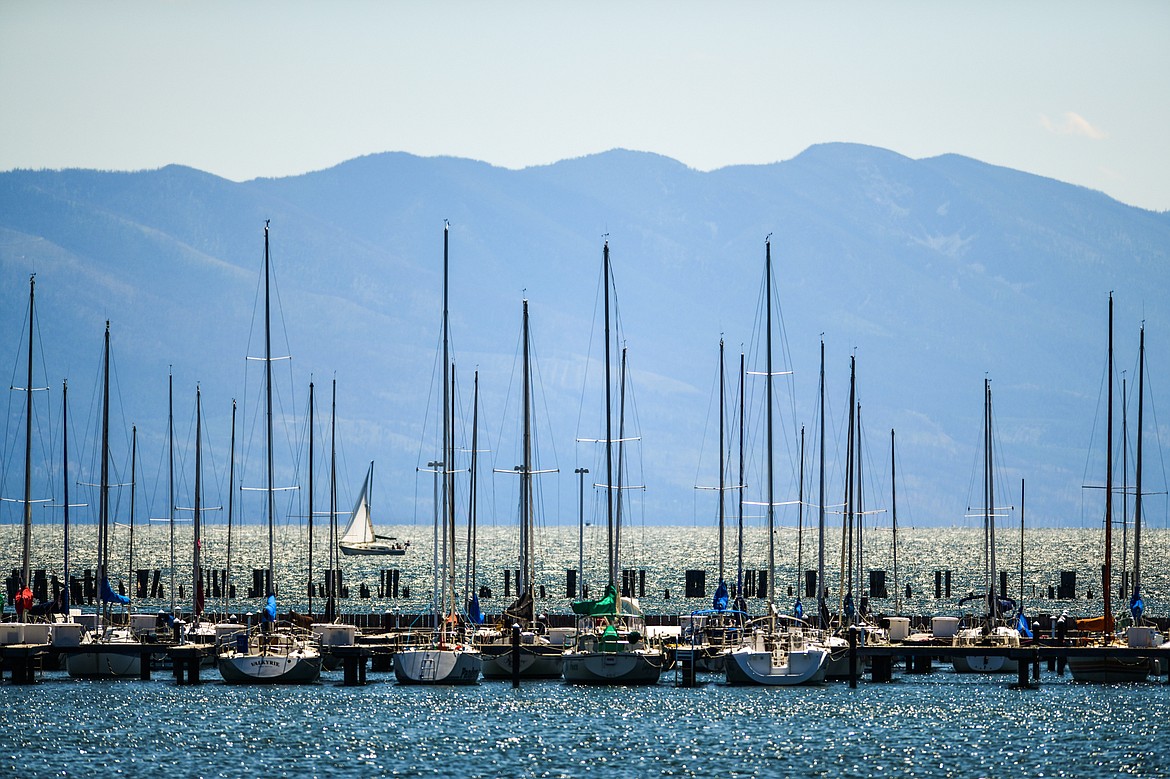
[562, 649, 662, 684]
[1067, 654, 1151, 683]
[393, 647, 482, 684]
[65, 629, 147, 679]
[338, 541, 404, 556]
[724, 645, 828, 686]
[480, 643, 564, 679]
[217, 644, 322, 684]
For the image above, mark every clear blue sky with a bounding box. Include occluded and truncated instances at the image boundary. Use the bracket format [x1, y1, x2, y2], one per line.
[2, 1, 1168, 211]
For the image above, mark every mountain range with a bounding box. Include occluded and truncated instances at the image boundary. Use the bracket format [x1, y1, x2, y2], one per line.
[1, 143, 1168, 535]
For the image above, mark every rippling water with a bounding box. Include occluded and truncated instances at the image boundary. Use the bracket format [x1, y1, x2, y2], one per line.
[2, 523, 1166, 620]
[3, 670, 1167, 778]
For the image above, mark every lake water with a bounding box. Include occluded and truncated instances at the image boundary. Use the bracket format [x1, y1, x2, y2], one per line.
[3, 667, 1168, 778]
[3, 524, 1170, 777]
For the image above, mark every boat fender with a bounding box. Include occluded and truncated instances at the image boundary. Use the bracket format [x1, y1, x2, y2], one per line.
[627, 630, 642, 645]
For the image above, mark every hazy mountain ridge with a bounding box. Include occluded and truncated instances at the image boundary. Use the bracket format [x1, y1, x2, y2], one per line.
[1, 144, 1168, 534]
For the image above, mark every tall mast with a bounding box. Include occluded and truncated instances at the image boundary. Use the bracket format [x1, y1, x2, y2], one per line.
[264, 220, 276, 600]
[448, 364, 458, 620]
[1019, 478, 1025, 618]
[856, 404, 864, 602]
[193, 386, 203, 619]
[840, 355, 856, 616]
[308, 380, 315, 618]
[891, 429, 899, 616]
[718, 339, 726, 585]
[817, 339, 826, 627]
[438, 221, 451, 627]
[328, 378, 337, 620]
[603, 241, 615, 588]
[99, 321, 110, 625]
[764, 237, 775, 606]
[169, 370, 175, 614]
[21, 275, 35, 592]
[987, 379, 997, 616]
[1134, 323, 1145, 597]
[1104, 293, 1114, 634]
[226, 399, 236, 615]
[521, 300, 531, 595]
[62, 380, 71, 612]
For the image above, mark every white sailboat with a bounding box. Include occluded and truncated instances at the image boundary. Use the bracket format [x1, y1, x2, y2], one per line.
[217, 221, 322, 685]
[338, 462, 405, 556]
[723, 238, 828, 686]
[562, 241, 663, 686]
[393, 222, 481, 685]
[950, 378, 1021, 674]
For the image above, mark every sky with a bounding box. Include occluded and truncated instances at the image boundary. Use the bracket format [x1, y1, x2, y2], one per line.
[1, 1, 1169, 212]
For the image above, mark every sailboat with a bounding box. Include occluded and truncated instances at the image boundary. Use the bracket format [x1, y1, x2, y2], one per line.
[950, 378, 1021, 673]
[338, 462, 405, 555]
[216, 221, 322, 685]
[562, 241, 663, 685]
[393, 221, 481, 685]
[723, 238, 828, 686]
[66, 322, 147, 679]
[480, 298, 563, 680]
[1068, 295, 1157, 682]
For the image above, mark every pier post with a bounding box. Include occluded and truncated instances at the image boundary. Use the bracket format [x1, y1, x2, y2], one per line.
[186, 654, 200, 684]
[848, 626, 858, 689]
[511, 623, 521, 689]
[140, 650, 152, 681]
[871, 654, 892, 683]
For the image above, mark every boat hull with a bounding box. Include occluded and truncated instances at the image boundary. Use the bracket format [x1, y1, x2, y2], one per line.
[217, 650, 322, 684]
[393, 648, 482, 684]
[480, 645, 564, 679]
[1068, 655, 1152, 683]
[952, 653, 1019, 673]
[65, 647, 144, 679]
[562, 650, 662, 685]
[723, 646, 828, 686]
[338, 543, 405, 556]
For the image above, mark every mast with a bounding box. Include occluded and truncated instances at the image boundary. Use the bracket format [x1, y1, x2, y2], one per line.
[817, 339, 826, 627]
[891, 429, 899, 616]
[308, 380, 315, 618]
[226, 399, 236, 615]
[764, 237, 775, 607]
[438, 221, 451, 628]
[1104, 293, 1114, 635]
[856, 403, 864, 605]
[719, 339, 726, 585]
[193, 385, 203, 619]
[264, 221, 276, 602]
[987, 379, 997, 618]
[840, 355, 856, 617]
[448, 364, 458, 621]
[99, 322, 111, 626]
[1133, 323, 1145, 598]
[603, 241, 615, 589]
[328, 378, 337, 621]
[169, 370, 175, 614]
[521, 300, 531, 595]
[62, 380, 71, 612]
[21, 275, 34, 593]
[1019, 478, 1025, 618]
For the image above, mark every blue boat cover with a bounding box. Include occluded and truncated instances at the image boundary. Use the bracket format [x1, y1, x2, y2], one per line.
[1015, 610, 1033, 638]
[794, 598, 803, 619]
[1130, 589, 1145, 621]
[469, 592, 484, 625]
[843, 592, 855, 618]
[262, 594, 277, 623]
[100, 577, 130, 605]
[712, 581, 729, 612]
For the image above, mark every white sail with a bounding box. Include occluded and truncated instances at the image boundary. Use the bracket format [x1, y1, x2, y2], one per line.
[340, 464, 375, 546]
